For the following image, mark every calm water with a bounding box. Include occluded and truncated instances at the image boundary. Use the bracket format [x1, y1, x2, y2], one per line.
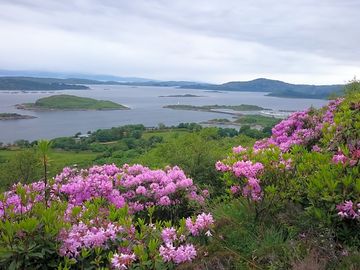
[0, 85, 327, 143]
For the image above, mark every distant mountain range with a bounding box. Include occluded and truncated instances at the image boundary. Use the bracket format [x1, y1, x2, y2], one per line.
[179, 78, 344, 99]
[0, 71, 344, 99]
[0, 77, 89, 90]
[0, 70, 153, 83]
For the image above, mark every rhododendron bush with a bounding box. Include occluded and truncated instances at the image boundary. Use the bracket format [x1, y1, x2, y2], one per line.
[0, 164, 214, 269]
[216, 94, 360, 243]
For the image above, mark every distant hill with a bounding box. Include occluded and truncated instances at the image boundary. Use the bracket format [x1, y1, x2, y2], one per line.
[0, 77, 89, 90]
[0, 70, 154, 83]
[0, 73, 344, 99]
[180, 78, 344, 99]
[0, 76, 201, 90]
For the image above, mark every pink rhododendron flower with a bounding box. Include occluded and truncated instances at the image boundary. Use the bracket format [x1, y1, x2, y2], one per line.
[215, 161, 231, 172]
[252, 98, 344, 153]
[232, 160, 264, 178]
[111, 252, 136, 270]
[159, 243, 197, 264]
[186, 213, 214, 236]
[232, 145, 247, 154]
[332, 153, 348, 165]
[337, 200, 359, 219]
[159, 196, 172, 206]
[242, 178, 262, 201]
[312, 145, 321, 152]
[230, 185, 241, 195]
[161, 227, 177, 244]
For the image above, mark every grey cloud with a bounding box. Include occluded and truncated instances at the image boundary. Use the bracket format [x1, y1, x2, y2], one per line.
[0, 0, 359, 83]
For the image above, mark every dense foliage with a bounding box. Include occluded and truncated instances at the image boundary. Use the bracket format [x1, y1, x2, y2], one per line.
[0, 83, 359, 269]
[211, 88, 360, 268]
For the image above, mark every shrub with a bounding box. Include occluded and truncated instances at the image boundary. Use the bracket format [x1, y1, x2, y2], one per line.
[0, 164, 214, 269]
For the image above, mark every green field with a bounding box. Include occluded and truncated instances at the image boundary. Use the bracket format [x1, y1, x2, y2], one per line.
[234, 114, 281, 126]
[17, 94, 129, 110]
[141, 129, 190, 140]
[0, 149, 97, 190]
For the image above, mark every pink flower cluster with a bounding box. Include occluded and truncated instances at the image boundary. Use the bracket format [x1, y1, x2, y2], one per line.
[278, 156, 292, 170]
[159, 212, 214, 264]
[111, 252, 136, 270]
[216, 158, 264, 201]
[0, 181, 46, 218]
[332, 153, 348, 165]
[232, 160, 264, 178]
[242, 177, 262, 201]
[57, 164, 206, 214]
[185, 212, 214, 236]
[58, 221, 125, 257]
[336, 200, 360, 220]
[215, 161, 231, 172]
[1, 163, 214, 267]
[232, 145, 247, 154]
[253, 98, 344, 153]
[332, 152, 358, 166]
[159, 243, 197, 264]
[229, 185, 241, 195]
[312, 145, 321, 152]
[0, 158, 218, 270]
[161, 227, 178, 244]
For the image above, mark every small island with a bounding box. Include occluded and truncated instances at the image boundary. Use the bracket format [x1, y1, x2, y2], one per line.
[201, 115, 281, 128]
[0, 113, 36, 120]
[159, 94, 205, 98]
[16, 94, 129, 111]
[163, 104, 268, 112]
[202, 118, 232, 124]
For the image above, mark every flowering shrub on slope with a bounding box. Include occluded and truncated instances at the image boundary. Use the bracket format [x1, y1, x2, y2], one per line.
[0, 164, 213, 269]
[216, 94, 360, 243]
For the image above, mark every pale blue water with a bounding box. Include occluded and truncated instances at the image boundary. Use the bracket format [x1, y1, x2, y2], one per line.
[0, 85, 327, 143]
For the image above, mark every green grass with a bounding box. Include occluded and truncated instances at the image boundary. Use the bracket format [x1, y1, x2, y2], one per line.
[0, 149, 98, 191]
[20, 94, 129, 110]
[234, 114, 280, 127]
[0, 149, 97, 172]
[141, 129, 190, 140]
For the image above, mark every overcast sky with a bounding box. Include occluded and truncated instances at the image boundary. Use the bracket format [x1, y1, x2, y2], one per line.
[0, 0, 359, 84]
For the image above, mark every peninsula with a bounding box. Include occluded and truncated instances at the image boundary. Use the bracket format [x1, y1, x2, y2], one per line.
[159, 94, 204, 98]
[16, 95, 129, 111]
[163, 104, 268, 112]
[0, 77, 89, 90]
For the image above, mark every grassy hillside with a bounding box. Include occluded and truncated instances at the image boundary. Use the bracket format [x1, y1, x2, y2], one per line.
[180, 78, 344, 99]
[234, 114, 281, 126]
[17, 94, 129, 110]
[0, 149, 97, 191]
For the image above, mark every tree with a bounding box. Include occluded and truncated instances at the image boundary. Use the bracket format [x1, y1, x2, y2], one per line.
[0, 149, 41, 191]
[37, 140, 52, 205]
[344, 77, 360, 95]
